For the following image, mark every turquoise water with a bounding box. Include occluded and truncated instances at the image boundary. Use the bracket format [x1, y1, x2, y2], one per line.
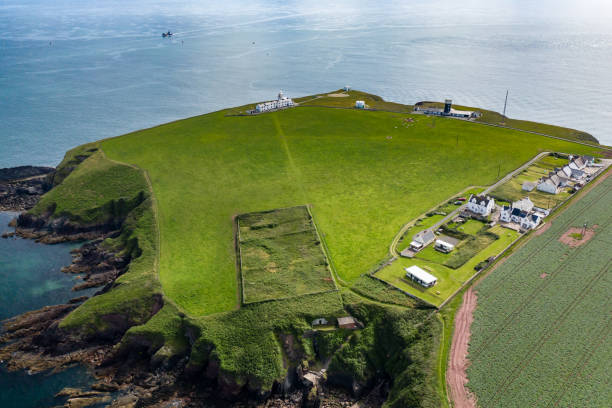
[0, 212, 97, 408]
[2, 0, 612, 170]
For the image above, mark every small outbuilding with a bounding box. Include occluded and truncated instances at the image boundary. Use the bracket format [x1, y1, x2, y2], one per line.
[434, 235, 459, 253]
[355, 100, 366, 109]
[405, 265, 437, 288]
[410, 229, 436, 251]
[337, 316, 361, 330]
[312, 318, 329, 326]
[522, 181, 536, 192]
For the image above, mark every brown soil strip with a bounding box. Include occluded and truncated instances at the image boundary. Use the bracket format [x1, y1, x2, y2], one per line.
[534, 221, 552, 236]
[559, 227, 596, 247]
[447, 288, 478, 408]
[326, 93, 349, 97]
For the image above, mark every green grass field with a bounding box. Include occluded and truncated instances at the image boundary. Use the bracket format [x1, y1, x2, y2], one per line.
[467, 173, 612, 407]
[456, 219, 486, 235]
[237, 206, 335, 303]
[376, 225, 520, 306]
[99, 99, 599, 316]
[417, 102, 599, 144]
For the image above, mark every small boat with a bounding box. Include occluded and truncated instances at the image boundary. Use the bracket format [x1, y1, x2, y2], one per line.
[162, 31, 173, 38]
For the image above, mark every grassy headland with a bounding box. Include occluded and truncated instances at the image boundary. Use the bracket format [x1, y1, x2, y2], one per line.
[21, 90, 605, 405]
[101, 102, 598, 316]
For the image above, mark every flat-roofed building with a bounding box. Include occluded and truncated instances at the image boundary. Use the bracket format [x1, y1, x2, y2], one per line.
[405, 265, 437, 288]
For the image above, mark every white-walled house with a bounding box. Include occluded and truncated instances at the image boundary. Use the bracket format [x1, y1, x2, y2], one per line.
[467, 195, 495, 216]
[537, 173, 567, 194]
[355, 100, 366, 109]
[410, 229, 436, 251]
[500, 205, 512, 222]
[561, 165, 573, 178]
[513, 197, 534, 213]
[520, 214, 541, 230]
[509, 208, 541, 230]
[255, 90, 295, 113]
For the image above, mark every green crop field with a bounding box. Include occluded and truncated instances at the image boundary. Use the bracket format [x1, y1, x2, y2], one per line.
[467, 173, 612, 407]
[376, 225, 520, 306]
[237, 206, 335, 303]
[99, 99, 599, 316]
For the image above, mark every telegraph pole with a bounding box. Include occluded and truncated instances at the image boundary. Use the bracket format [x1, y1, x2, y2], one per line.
[502, 90, 509, 118]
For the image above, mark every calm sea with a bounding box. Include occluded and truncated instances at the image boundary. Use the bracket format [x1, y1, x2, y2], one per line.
[2, 0, 612, 170]
[0, 212, 98, 407]
[1, 1, 612, 405]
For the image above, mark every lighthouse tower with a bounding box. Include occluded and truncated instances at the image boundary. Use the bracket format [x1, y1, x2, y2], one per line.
[444, 99, 452, 114]
[278, 90, 284, 100]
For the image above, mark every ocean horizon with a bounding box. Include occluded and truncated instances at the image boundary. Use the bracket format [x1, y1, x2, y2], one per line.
[2, 0, 612, 170]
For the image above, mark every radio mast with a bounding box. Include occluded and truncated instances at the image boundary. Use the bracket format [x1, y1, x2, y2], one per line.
[502, 90, 509, 118]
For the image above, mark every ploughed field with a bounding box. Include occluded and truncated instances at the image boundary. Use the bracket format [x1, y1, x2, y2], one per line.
[467, 173, 612, 407]
[100, 106, 599, 316]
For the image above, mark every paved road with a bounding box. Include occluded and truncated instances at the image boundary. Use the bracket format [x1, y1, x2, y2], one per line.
[390, 151, 551, 256]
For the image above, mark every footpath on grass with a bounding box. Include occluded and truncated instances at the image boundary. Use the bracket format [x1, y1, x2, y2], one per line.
[447, 288, 478, 408]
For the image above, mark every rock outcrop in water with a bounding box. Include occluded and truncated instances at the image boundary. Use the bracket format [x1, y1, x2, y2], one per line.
[0, 166, 54, 212]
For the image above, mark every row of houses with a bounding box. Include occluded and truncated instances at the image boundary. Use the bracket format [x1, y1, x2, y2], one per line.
[254, 91, 295, 113]
[535, 155, 594, 195]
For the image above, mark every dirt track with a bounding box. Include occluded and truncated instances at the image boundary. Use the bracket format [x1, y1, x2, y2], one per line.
[447, 288, 478, 408]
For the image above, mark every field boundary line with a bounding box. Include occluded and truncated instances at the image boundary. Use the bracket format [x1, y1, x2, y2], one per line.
[307, 205, 344, 289]
[235, 217, 246, 306]
[97, 146, 191, 315]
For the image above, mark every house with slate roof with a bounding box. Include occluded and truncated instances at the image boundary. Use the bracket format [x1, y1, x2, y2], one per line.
[410, 229, 436, 251]
[467, 194, 495, 216]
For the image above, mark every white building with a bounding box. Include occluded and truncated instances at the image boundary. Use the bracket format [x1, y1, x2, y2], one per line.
[561, 165, 573, 178]
[434, 236, 459, 253]
[513, 197, 534, 213]
[467, 194, 495, 216]
[255, 90, 295, 113]
[537, 174, 565, 194]
[410, 229, 436, 251]
[500, 205, 512, 223]
[405, 266, 437, 288]
[355, 100, 366, 109]
[522, 181, 536, 192]
[520, 213, 541, 230]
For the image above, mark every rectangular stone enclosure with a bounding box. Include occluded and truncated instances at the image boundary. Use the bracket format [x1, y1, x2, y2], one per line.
[236, 205, 336, 304]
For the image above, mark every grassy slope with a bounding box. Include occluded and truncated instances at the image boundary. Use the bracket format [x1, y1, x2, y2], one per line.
[32, 150, 149, 224]
[101, 106, 598, 316]
[25, 148, 164, 333]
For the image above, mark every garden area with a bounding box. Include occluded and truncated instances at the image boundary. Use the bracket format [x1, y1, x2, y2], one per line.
[376, 224, 520, 306]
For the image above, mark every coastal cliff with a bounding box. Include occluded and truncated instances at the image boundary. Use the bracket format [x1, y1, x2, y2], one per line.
[0, 143, 441, 408]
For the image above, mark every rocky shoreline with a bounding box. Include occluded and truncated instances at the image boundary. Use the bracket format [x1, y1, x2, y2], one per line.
[0, 166, 382, 408]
